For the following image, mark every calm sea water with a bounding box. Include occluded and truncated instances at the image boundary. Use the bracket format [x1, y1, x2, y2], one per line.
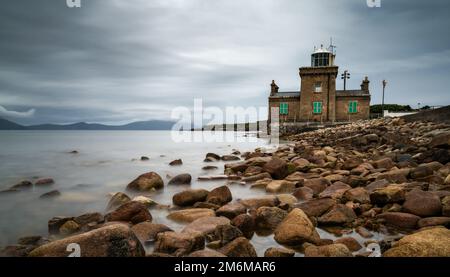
[0, 130, 384, 256]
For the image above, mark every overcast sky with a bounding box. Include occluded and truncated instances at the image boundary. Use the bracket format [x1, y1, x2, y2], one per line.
[1, 0, 450, 125]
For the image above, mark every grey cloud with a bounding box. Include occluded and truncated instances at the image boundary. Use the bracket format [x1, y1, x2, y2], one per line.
[0, 0, 449, 125]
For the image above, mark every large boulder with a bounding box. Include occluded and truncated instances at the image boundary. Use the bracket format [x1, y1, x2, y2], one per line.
[29, 224, 144, 257]
[172, 189, 209, 207]
[318, 182, 351, 199]
[231, 214, 255, 239]
[274, 208, 320, 246]
[318, 204, 357, 225]
[343, 187, 370, 204]
[216, 202, 246, 219]
[255, 207, 288, 231]
[383, 227, 450, 257]
[304, 243, 352, 257]
[105, 201, 152, 225]
[154, 231, 205, 256]
[263, 157, 288, 180]
[265, 180, 296, 194]
[206, 186, 232, 206]
[264, 247, 295, 257]
[182, 216, 230, 236]
[377, 212, 420, 230]
[370, 184, 406, 205]
[168, 208, 215, 223]
[131, 222, 173, 242]
[239, 196, 280, 209]
[402, 189, 442, 217]
[296, 198, 336, 217]
[106, 192, 131, 212]
[218, 237, 257, 257]
[168, 174, 192, 185]
[126, 172, 164, 191]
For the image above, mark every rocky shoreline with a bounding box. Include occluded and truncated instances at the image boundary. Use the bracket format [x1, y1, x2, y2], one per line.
[1, 117, 450, 257]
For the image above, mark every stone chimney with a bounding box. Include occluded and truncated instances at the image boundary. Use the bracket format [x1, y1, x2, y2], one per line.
[361, 76, 370, 92]
[270, 80, 279, 96]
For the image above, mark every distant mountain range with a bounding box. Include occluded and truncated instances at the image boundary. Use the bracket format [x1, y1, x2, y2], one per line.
[0, 118, 176, 130]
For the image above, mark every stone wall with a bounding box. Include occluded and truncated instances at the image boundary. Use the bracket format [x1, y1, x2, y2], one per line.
[335, 97, 370, 122]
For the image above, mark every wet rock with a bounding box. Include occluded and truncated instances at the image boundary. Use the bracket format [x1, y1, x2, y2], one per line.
[131, 196, 157, 207]
[264, 247, 295, 257]
[292, 158, 310, 169]
[168, 173, 192, 185]
[356, 226, 373, 238]
[266, 180, 296, 193]
[292, 187, 314, 201]
[35, 178, 54, 186]
[442, 196, 450, 216]
[126, 172, 164, 191]
[377, 212, 420, 230]
[205, 153, 221, 162]
[105, 201, 152, 225]
[214, 224, 243, 245]
[304, 243, 352, 257]
[140, 156, 149, 161]
[284, 172, 306, 182]
[324, 174, 345, 183]
[218, 237, 257, 257]
[239, 196, 280, 209]
[193, 202, 220, 210]
[429, 131, 450, 148]
[10, 180, 33, 191]
[365, 179, 390, 193]
[402, 189, 442, 217]
[318, 204, 357, 225]
[277, 194, 298, 206]
[48, 216, 74, 235]
[373, 157, 395, 170]
[216, 202, 246, 219]
[173, 189, 209, 207]
[417, 217, 450, 228]
[242, 173, 272, 183]
[410, 165, 434, 179]
[318, 182, 351, 199]
[131, 222, 173, 242]
[169, 159, 183, 166]
[106, 192, 131, 212]
[202, 165, 218, 170]
[167, 208, 215, 223]
[244, 166, 263, 176]
[206, 185, 232, 206]
[250, 178, 272, 189]
[182, 216, 230, 236]
[303, 178, 329, 195]
[59, 220, 80, 236]
[297, 198, 336, 217]
[370, 184, 406, 205]
[255, 207, 288, 231]
[343, 187, 370, 204]
[263, 157, 288, 180]
[334, 237, 362, 252]
[221, 155, 240, 161]
[39, 190, 61, 199]
[154, 231, 205, 256]
[376, 168, 410, 184]
[274, 208, 320, 246]
[74, 212, 103, 227]
[29, 224, 144, 257]
[383, 227, 450, 257]
[231, 214, 255, 239]
[188, 249, 226, 257]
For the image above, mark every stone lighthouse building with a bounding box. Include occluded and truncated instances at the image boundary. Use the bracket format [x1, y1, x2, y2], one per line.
[268, 44, 371, 128]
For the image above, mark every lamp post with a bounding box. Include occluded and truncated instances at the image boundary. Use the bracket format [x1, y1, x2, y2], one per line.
[341, 70, 350, 91]
[381, 80, 387, 117]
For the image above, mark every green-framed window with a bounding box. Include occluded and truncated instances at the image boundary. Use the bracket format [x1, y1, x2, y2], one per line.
[280, 103, 288, 115]
[313, 102, 322, 114]
[348, 101, 358, 113]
